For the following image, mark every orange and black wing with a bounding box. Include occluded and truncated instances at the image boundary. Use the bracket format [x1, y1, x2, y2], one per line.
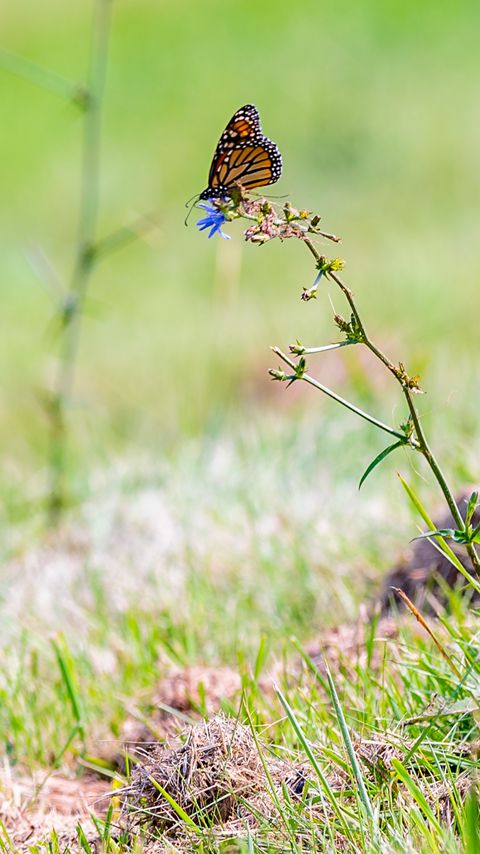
[200, 104, 282, 200]
[208, 142, 281, 193]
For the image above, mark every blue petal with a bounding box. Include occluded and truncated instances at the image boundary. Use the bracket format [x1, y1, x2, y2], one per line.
[198, 201, 217, 214]
[196, 203, 230, 239]
[197, 216, 215, 230]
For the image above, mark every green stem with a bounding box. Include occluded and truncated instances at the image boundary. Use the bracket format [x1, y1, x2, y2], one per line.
[303, 238, 479, 573]
[402, 393, 480, 571]
[93, 213, 156, 260]
[0, 48, 81, 102]
[291, 341, 352, 355]
[272, 347, 411, 444]
[48, 0, 112, 521]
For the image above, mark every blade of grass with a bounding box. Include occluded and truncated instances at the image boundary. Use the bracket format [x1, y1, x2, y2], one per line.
[398, 474, 480, 594]
[243, 702, 292, 837]
[275, 686, 352, 837]
[324, 664, 374, 822]
[147, 775, 202, 835]
[391, 758, 443, 835]
[253, 634, 269, 682]
[0, 821, 14, 854]
[76, 823, 94, 853]
[463, 788, 480, 854]
[392, 588, 462, 680]
[51, 634, 85, 738]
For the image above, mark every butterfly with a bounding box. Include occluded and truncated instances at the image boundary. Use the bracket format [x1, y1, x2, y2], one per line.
[199, 104, 282, 201]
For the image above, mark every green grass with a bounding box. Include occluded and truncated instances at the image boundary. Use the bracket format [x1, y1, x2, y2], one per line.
[1, 417, 479, 850]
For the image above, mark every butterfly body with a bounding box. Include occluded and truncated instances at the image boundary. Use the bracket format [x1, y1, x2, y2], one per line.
[199, 104, 282, 201]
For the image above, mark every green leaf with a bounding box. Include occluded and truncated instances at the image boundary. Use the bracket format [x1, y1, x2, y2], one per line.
[471, 519, 480, 542]
[391, 759, 442, 834]
[411, 523, 480, 546]
[397, 475, 480, 595]
[411, 528, 456, 542]
[359, 440, 404, 489]
[465, 491, 479, 527]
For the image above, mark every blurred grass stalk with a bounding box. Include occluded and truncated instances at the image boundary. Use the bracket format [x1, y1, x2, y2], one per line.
[0, 48, 84, 103]
[48, 0, 113, 522]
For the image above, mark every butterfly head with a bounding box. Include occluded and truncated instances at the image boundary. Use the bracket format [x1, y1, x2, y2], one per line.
[199, 187, 222, 201]
[198, 185, 243, 203]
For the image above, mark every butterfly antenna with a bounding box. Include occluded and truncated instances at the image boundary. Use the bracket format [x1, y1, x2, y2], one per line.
[184, 192, 201, 226]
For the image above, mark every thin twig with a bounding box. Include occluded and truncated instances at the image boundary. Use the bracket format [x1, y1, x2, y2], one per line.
[392, 588, 462, 679]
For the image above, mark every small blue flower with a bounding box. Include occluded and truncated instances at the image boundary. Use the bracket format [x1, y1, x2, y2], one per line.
[196, 202, 231, 240]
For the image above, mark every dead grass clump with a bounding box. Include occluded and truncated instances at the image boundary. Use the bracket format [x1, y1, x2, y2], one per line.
[356, 737, 477, 830]
[432, 772, 474, 826]
[355, 737, 404, 784]
[121, 713, 305, 839]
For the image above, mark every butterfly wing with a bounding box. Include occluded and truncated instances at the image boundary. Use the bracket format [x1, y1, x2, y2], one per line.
[201, 105, 282, 199]
[209, 143, 282, 192]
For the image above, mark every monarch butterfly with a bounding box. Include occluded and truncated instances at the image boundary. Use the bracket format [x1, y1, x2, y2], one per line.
[199, 104, 282, 201]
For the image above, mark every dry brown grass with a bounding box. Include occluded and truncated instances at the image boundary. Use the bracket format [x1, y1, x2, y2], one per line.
[121, 713, 313, 845]
[0, 771, 110, 851]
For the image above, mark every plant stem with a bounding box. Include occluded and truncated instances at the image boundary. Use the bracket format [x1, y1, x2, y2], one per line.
[401, 394, 480, 572]
[291, 342, 353, 355]
[0, 48, 82, 102]
[302, 238, 480, 573]
[271, 347, 411, 444]
[48, 0, 112, 521]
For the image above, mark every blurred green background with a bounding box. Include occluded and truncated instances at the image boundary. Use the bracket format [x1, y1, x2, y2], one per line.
[1, 0, 479, 520]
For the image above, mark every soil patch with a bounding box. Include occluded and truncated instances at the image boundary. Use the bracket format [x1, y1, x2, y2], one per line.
[0, 771, 110, 851]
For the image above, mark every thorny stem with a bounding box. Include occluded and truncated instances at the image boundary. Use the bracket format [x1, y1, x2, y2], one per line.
[301, 239, 480, 574]
[271, 347, 411, 444]
[48, 0, 112, 521]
